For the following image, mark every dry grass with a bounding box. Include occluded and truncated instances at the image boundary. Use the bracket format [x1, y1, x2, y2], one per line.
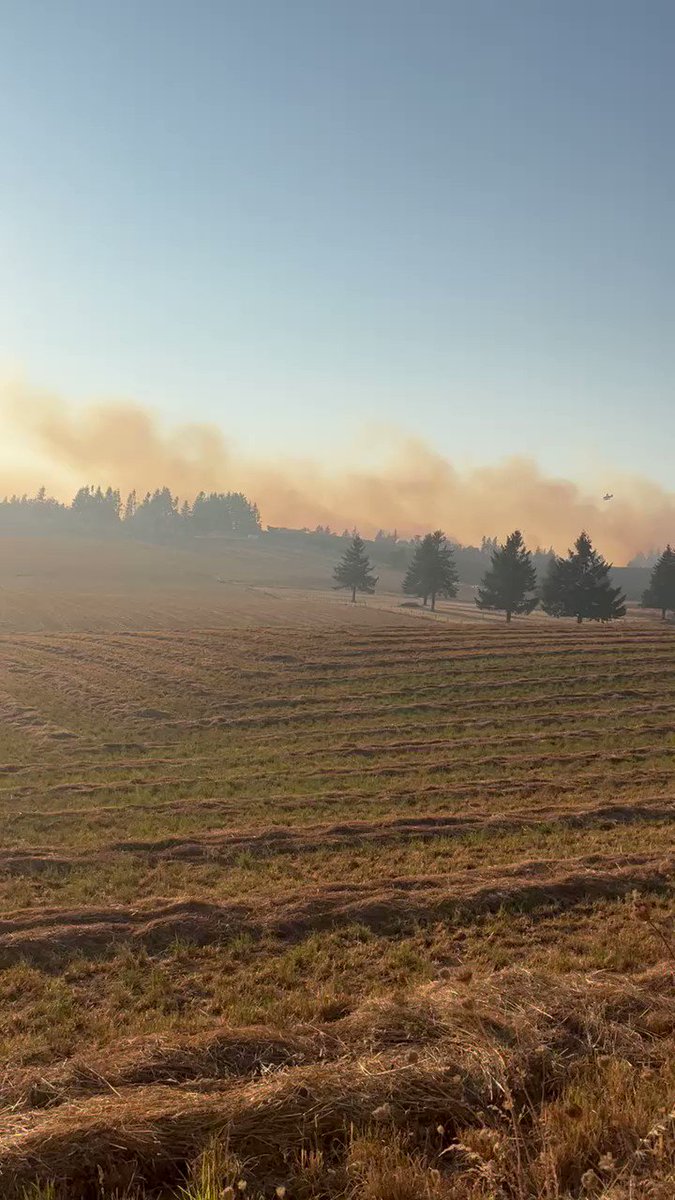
[0, 616, 673, 1197]
[2, 967, 675, 1197]
[0, 535, 411, 633]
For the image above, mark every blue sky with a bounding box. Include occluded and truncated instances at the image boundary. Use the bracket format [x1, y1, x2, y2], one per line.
[1, 0, 673, 484]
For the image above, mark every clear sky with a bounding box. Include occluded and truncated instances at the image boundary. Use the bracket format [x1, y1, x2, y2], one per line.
[1, 0, 673, 484]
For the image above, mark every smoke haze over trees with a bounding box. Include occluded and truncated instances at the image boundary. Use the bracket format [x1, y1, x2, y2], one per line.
[4, 380, 675, 564]
[0, 486, 660, 602]
[0, 487, 261, 539]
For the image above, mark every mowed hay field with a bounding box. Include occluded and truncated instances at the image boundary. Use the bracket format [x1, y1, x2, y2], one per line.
[0, 620, 674, 1198]
[0, 535, 412, 633]
[0, 533, 651, 634]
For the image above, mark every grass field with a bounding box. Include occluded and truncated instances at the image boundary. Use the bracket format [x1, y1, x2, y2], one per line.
[0, 534, 651, 633]
[0, 535, 410, 633]
[0, 616, 673, 1198]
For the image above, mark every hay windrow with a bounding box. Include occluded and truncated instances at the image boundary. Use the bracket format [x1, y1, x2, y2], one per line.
[0, 851, 672, 966]
[0, 622, 674, 1197]
[0, 967, 674, 1196]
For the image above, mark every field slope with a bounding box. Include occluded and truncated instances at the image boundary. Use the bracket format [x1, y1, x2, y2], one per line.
[0, 620, 673, 1198]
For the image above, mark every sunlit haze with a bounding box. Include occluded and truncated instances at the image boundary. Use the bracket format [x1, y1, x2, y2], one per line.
[1, 10, 675, 1190]
[1, 0, 674, 549]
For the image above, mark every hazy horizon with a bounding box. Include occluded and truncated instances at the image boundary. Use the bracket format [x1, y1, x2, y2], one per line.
[2, 2, 675, 491]
[0, 374, 672, 565]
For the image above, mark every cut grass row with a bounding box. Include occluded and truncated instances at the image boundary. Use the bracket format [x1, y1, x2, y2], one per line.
[0, 622, 673, 1196]
[1, 812, 673, 912]
[1, 892, 673, 1067]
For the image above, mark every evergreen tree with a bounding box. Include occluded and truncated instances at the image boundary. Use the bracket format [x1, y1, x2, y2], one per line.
[123, 491, 137, 522]
[333, 534, 378, 603]
[130, 488, 179, 538]
[403, 545, 428, 606]
[475, 529, 538, 622]
[71, 485, 121, 528]
[190, 491, 261, 535]
[402, 530, 458, 612]
[642, 545, 675, 619]
[541, 531, 626, 624]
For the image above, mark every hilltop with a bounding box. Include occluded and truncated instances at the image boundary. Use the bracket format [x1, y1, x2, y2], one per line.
[0, 532, 652, 634]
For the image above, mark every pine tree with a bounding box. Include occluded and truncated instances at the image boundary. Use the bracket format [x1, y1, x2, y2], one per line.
[403, 547, 427, 606]
[642, 545, 675, 619]
[402, 530, 458, 612]
[123, 491, 137, 522]
[333, 534, 378, 603]
[475, 529, 538, 622]
[541, 531, 626, 624]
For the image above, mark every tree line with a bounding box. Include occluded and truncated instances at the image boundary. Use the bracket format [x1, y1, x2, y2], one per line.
[334, 529, 675, 622]
[270, 523, 559, 583]
[0, 486, 261, 539]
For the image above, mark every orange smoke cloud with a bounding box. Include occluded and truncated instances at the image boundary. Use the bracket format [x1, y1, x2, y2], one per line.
[2, 378, 674, 564]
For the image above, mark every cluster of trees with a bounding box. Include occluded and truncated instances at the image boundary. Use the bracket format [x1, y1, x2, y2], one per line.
[0, 486, 261, 540]
[334, 529, 639, 623]
[268, 524, 562, 580]
[3, 481, 673, 620]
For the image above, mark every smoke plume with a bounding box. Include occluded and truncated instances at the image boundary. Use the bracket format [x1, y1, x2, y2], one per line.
[2, 377, 674, 564]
